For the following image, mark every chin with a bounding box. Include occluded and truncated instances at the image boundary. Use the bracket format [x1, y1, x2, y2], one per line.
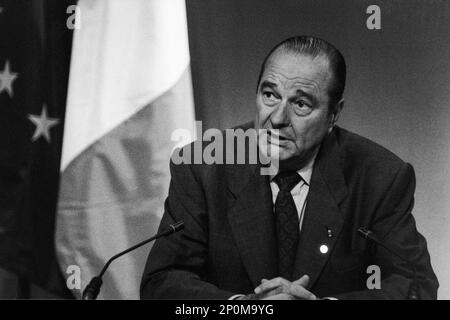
[278, 150, 297, 162]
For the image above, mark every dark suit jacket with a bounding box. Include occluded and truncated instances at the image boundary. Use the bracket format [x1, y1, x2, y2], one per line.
[140, 123, 438, 299]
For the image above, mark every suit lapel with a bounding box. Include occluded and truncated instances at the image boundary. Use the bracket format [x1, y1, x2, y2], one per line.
[225, 128, 348, 289]
[226, 163, 278, 287]
[292, 130, 348, 288]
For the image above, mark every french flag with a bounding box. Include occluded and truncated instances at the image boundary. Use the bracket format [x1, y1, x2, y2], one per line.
[56, 0, 195, 299]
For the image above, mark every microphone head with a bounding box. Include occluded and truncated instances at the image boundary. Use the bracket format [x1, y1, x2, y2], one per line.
[357, 227, 372, 239]
[82, 276, 103, 300]
[170, 221, 184, 233]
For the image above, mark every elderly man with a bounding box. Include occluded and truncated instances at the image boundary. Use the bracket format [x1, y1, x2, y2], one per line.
[140, 36, 438, 299]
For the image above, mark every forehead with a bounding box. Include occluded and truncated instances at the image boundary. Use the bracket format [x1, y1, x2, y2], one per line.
[261, 51, 332, 94]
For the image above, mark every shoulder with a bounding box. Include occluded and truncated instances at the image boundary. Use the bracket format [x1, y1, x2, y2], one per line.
[333, 126, 414, 182]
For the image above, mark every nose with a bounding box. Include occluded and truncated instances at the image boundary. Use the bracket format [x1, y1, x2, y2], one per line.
[270, 100, 290, 129]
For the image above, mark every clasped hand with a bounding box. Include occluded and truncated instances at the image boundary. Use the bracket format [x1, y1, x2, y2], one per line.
[247, 275, 317, 300]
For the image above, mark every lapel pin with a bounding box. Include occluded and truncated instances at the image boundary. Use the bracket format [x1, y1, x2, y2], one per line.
[319, 244, 329, 254]
[326, 226, 333, 238]
[327, 228, 333, 238]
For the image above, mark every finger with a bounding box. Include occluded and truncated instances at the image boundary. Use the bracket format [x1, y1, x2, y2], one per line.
[254, 277, 290, 294]
[255, 277, 283, 291]
[255, 277, 290, 293]
[287, 283, 317, 300]
[254, 282, 282, 294]
[261, 293, 295, 300]
[256, 286, 285, 298]
[292, 274, 310, 288]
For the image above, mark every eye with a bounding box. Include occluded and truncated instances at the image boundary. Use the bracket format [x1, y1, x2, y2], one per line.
[263, 91, 275, 99]
[261, 91, 279, 105]
[293, 100, 313, 115]
[295, 101, 309, 108]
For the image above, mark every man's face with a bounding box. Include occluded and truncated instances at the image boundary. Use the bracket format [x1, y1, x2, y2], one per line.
[256, 51, 340, 165]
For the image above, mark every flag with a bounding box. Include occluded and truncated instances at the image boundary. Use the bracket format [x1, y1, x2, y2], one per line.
[55, 0, 196, 299]
[0, 0, 74, 297]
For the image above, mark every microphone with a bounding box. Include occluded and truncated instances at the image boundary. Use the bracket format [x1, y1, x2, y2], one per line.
[357, 227, 420, 300]
[82, 221, 184, 300]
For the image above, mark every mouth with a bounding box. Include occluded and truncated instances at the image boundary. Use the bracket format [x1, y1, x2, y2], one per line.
[267, 131, 290, 146]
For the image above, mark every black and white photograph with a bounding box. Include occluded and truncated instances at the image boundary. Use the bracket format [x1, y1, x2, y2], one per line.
[0, 0, 449, 307]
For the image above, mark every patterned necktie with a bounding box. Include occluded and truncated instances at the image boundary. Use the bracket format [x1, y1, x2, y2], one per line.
[273, 171, 302, 280]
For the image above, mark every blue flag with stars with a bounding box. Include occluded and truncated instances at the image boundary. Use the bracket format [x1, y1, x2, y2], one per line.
[0, 0, 74, 297]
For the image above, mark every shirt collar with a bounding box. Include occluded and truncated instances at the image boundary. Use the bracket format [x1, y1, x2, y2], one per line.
[270, 148, 318, 186]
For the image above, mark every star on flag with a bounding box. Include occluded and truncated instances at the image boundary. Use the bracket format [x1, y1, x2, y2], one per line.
[0, 60, 19, 98]
[28, 105, 60, 143]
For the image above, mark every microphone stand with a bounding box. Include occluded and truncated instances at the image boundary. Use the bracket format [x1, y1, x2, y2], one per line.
[358, 227, 420, 300]
[82, 221, 184, 300]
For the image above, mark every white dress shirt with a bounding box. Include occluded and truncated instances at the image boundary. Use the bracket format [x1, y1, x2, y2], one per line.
[269, 152, 317, 231]
[229, 152, 318, 300]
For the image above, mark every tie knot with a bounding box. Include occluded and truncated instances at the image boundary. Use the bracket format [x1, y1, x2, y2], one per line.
[273, 171, 302, 192]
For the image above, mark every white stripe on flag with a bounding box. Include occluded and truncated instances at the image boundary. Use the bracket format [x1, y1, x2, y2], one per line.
[61, 0, 192, 170]
[56, 0, 195, 299]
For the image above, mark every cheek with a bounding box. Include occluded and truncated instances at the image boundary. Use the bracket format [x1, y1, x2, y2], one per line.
[256, 100, 272, 126]
[291, 113, 330, 146]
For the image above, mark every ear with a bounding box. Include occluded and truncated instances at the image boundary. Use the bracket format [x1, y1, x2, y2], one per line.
[328, 98, 344, 133]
